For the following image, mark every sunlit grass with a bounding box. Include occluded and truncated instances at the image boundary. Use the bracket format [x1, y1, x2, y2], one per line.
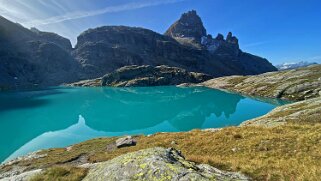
[3, 122, 321, 180]
[30, 166, 87, 181]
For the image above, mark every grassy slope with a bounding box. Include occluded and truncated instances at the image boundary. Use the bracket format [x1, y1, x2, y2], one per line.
[2, 121, 321, 180]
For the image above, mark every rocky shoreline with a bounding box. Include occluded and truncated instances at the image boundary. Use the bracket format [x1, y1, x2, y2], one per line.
[199, 64, 321, 101]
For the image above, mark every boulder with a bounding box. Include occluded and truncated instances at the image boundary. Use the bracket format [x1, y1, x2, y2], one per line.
[83, 147, 249, 181]
[115, 136, 137, 148]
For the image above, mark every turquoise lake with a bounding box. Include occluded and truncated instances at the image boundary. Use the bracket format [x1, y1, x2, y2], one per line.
[0, 86, 288, 163]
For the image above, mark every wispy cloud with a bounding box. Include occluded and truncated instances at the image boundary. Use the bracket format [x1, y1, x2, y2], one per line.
[22, 0, 185, 27]
[243, 41, 270, 48]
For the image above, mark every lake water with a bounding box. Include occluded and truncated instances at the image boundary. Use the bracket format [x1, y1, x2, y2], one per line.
[0, 86, 288, 163]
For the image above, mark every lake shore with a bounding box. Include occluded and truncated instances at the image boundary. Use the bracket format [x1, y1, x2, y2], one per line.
[1, 65, 321, 180]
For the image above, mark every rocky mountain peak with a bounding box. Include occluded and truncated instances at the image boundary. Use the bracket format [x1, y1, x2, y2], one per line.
[215, 33, 224, 41]
[165, 10, 206, 43]
[226, 32, 238, 45]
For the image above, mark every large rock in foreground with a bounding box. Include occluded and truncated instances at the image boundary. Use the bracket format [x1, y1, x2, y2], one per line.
[69, 65, 212, 87]
[83, 147, 249, 181]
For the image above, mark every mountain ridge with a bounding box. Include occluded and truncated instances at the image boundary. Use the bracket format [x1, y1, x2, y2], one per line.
[276, 61, 318, 70]
[0, 11, 277, 90]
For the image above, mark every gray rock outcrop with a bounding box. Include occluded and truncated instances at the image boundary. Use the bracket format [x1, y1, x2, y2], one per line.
[200, 64, 321, 101]
[83, 147, 249, 181]
[115, 136, 137, 148]
[68, 65, 212, 87]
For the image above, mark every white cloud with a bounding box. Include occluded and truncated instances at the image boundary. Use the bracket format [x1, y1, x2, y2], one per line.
[20, 0, 186, 27]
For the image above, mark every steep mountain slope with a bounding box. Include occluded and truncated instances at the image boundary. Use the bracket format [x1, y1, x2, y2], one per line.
[0, 16, 79, 90]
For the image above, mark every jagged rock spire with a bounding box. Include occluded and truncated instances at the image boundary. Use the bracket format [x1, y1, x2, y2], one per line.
[226, 32, 238, 45]
[165, 10, 206, 43]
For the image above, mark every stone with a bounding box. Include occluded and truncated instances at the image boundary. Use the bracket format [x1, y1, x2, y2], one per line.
[0, 169, 42, 181]
[83, 147, 250, 181]
[115, 136, 137, 148]
[66, 146, 73, 152]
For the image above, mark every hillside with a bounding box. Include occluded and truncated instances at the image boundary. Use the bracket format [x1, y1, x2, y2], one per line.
[200, 64, 321, 101]
[0, 16, 80, 90]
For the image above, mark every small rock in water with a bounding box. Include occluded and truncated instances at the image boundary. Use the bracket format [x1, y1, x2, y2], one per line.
[116, 136, 137, 148]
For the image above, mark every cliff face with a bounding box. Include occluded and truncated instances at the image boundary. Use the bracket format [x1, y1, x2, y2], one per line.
[0, 16, 79, 90]
[165, 10, 207, 45]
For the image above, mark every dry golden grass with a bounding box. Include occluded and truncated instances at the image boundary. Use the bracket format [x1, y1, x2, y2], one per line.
[3, 123, 321, 181]
[30, 166, 87, 181]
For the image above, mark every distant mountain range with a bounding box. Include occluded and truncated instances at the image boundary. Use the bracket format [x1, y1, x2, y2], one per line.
[275, 61, 318, 70]
[0, 10, 277, 89]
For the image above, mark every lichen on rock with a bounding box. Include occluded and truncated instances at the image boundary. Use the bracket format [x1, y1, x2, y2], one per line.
[83, 147, 249, 181]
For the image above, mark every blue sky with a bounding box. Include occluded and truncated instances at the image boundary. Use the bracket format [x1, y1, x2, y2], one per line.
[0, 0, 320, 65]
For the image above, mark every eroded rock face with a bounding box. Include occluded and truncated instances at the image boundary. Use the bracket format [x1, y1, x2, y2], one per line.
[0, 16, 79, 89]
[164, 10, 240, 57]
[165, 10, 207, 44]
[83, 147, 249, 181]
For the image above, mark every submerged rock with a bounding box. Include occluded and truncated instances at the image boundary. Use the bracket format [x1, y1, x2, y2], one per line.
[83, 147, 249, 181]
